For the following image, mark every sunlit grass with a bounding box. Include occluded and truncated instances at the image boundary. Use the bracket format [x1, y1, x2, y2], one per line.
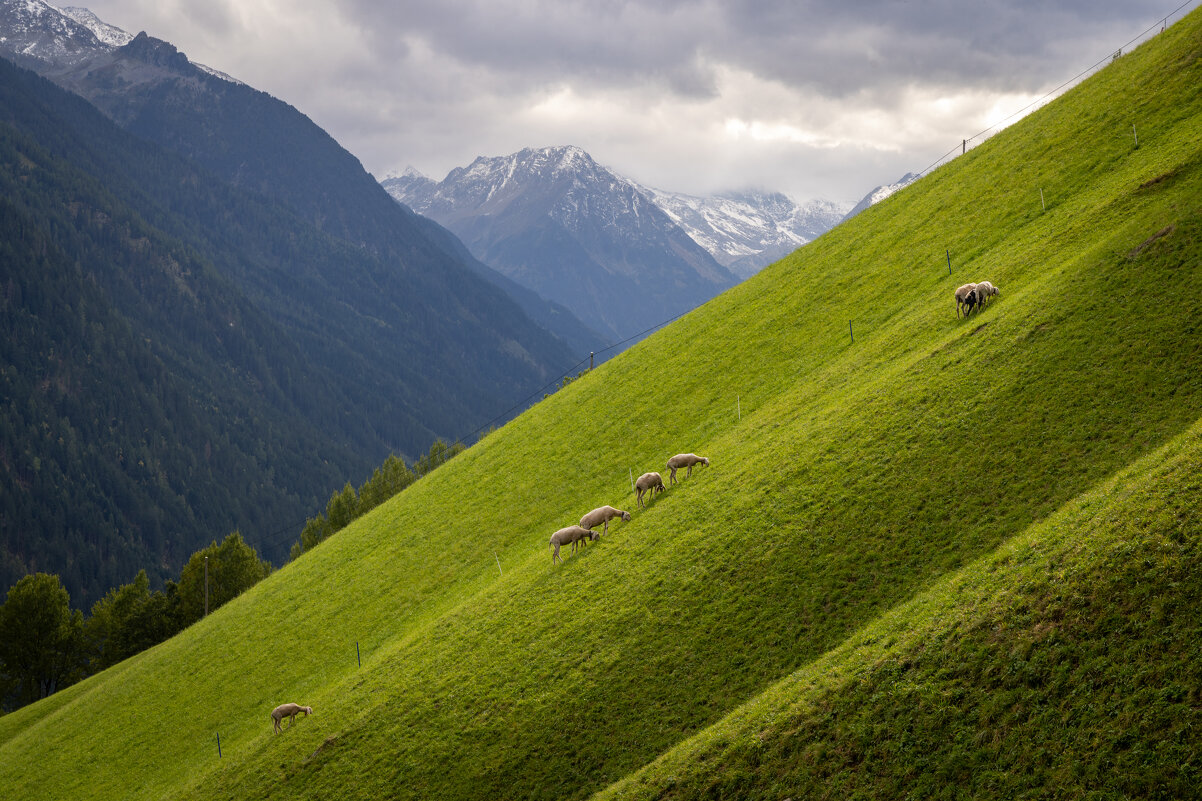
[0, 10, 1200, 801]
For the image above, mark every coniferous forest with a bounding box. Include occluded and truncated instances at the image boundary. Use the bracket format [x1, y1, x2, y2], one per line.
[0, 54, 580, 607]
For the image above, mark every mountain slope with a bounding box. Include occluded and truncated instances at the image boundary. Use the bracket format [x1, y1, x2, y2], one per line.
[0, 8, 1199, 801]
[385, 146, 738, 343]
[598, 417, 1202, 799]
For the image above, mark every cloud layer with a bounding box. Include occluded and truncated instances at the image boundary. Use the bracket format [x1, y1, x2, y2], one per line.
[86, 0, 1191, 200]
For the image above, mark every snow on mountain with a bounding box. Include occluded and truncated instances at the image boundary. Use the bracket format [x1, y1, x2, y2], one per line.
[0, 0, 103, 64]
[634, 185, 852, 279]
[841, 172, 921, 221]
[57, 5, 132, 47]
[383, 145, 737, 343]
[388, 146, 852, 283]
[0, 0, 240, 83]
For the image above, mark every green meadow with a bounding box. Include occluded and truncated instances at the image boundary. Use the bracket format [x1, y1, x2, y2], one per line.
[1, 9, 1200, 800]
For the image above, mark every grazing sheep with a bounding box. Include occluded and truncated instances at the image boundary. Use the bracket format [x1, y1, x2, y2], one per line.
[271, 703, 313, 733]
[974, 280, 999, 306]
[580, 505, 631, 536]
[634, 471, 666, 509]
[550, 525, 596, 564]
[955, 283, 978, 318]
[667, 453, 709, 484]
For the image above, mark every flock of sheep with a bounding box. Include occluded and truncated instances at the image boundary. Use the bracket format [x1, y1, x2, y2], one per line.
[271, 280, 998, 728]
[269, 278, 997, 729]
[954, 280, 1000, 317]
[270, 455, 710, 730]
[550, 452, 710, 564]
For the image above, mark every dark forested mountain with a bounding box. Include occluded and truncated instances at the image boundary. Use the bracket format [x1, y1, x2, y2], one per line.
[0, 17, 585, 604]
[385, 147, 739, 343]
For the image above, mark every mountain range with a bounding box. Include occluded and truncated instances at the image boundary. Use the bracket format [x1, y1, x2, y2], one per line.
[634, 186, 850, 279]
[385, 147, 738, 343]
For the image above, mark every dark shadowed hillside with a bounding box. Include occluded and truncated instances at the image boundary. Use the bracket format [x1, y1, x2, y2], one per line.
[0, 53, 579, 603]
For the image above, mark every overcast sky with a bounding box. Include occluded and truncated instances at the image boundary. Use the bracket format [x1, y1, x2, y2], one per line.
[82, 0, 1195, 202]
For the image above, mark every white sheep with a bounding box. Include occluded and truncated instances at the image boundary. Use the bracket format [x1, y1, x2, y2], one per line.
[955, 283, 979, 317]
[667, 453, 709, 484]
[634, 471, 665, 509]
[579, 505, 631, 536]
[271, 703, 313, 733]
[974, 280, 999, 306]
[549, 525, 597, 564]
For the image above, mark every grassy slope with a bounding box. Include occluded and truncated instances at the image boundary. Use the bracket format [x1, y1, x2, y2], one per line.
[598, 413, 1202, 801]
[0, 11, 1200, 801]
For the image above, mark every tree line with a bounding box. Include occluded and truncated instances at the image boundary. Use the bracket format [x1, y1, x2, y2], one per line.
[0, 440, 463, 714]
[289, 439, 465, 560]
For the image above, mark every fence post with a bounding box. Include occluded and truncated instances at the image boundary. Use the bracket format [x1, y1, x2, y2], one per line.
[1040, 188, 1046, 211]
[946, 249, 952, 275]
[356, 641, 361, 667]
[590, 352, 594, 370]
[204, 556, 209, 617]
[217, 731, 222, 758]
[849, 321, 854, 343]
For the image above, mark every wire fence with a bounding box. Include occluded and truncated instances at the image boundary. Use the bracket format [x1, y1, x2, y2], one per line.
[916, 1, 1198, 179]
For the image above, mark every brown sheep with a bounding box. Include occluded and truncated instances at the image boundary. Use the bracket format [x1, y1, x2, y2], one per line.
[667, 453, 709, 484]
[550, 525, 597, 564]
[271, 703, 312, 733]
[955, 283, 978, 317]
[579, 505, 631, 536]
[634, 472, 665, 509]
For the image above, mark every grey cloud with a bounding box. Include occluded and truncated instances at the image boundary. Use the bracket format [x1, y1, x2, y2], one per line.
[340, 0, 1174, 100]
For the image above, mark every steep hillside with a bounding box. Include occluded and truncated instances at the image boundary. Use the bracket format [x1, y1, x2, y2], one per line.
[0, 9, 1199, 801]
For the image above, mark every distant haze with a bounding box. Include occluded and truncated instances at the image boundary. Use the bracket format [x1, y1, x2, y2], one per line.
[81, 0, 1195, 201]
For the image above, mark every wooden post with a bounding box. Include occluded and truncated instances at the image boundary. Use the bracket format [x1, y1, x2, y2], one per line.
[849, 321, 854, 343]
[217, 731, 222, 758]
[962, 139, 966, 155]
[204, 556, 209, 617]
[1132, 124, 1138, 147]
[356, 641, 361, 667]
[946, 249, 952, 275]
[1040, 188, 1046, 211]
[590, 352, 594, 370]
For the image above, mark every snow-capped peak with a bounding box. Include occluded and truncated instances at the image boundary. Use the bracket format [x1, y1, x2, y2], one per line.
[56, 5, 132, 47]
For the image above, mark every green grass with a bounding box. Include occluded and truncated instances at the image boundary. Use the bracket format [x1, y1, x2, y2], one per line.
[1, 11, 1200, 801]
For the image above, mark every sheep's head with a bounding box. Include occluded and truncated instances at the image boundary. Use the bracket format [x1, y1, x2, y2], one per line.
[701, 457, 710, 466]
[621, 511, 632, 522]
